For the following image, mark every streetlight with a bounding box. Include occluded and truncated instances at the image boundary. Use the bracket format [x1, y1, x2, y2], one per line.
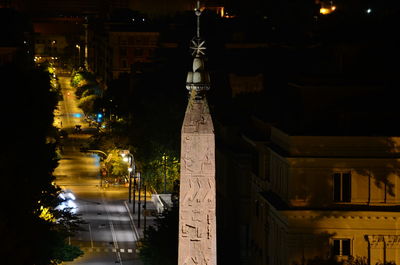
[83, 18, 89, 70]
[133, 172, 138, 214]
[143, 183, 147, 232]
[121, 151, 135, 207]
[162, 154, 167, 193]
[128, 166, 133, 201]
[137, 172, 141, 228]
[75, 44, 81, 67]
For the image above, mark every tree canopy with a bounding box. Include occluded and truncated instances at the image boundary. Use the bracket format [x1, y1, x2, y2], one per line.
[0, 64, 83, 265]
[138, 206, 178, 265]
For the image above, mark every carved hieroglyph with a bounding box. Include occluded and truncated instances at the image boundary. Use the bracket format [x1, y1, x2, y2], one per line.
[179, 91, 216, 265]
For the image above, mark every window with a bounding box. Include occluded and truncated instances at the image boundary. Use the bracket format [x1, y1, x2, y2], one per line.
[255, 200, 260, 218]
[121, 59, 127, 68]
[332, 239, 351, 256]
[252, 151, 259, 176]
[333, 172, 351, 202]
[134, 48, 143, 57]
[119, 47, 127, 57]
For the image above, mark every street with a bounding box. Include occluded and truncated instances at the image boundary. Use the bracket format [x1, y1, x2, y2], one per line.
[53, 73, 143, 265]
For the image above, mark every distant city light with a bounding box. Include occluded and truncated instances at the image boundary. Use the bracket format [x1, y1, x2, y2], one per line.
[320, 5, 336, 15]
[366, 8, 372, 14]
[97, 113, 103, 122]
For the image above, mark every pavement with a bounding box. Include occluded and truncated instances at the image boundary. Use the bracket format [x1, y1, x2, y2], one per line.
[54, 69, 155, 264]
[123, 192, 160, 240]
[55, 69, 166, 263]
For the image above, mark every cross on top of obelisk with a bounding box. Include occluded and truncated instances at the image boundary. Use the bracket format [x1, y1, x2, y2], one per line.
[190, 0, 206, 57]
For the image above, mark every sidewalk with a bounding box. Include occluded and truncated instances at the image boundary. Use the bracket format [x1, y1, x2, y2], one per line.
[123, 194, 159, 239]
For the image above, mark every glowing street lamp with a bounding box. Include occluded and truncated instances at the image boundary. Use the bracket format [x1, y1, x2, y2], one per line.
[162, 154, 167, 193]
[121, 150, 136, 214]
[75, 44, 81, 67]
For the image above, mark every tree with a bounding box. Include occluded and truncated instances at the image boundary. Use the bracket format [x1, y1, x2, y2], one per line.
[78, 94, 99, 116]
[141, 153, 180, 193]
[0, 64, 83, 265]
[104, 149, 129, 182]
[138, 205, 178, 265]
[70, 70, 97, 89]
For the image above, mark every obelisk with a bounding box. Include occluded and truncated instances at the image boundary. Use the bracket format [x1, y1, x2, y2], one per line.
[178, 1, 216, 265]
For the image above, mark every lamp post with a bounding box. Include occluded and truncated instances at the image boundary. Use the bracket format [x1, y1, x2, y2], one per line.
[133, 173, 137, 214]
[128, 166, 133, 203]
[83, 17, 89, 70]
[143, 183, 147, 232]
[75, 44, 81, 67]
[137, 172, 141, 228]
[162, 154, 167, 193]
[121, 151, 135, 206]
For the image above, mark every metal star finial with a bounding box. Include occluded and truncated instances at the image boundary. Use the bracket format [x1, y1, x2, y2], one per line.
[185, 0, 210, 95]
[190, 0, 206, 57]
[190, 38, 206, 56]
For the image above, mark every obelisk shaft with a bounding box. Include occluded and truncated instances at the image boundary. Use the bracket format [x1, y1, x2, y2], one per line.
[179, 1, 216, 264]
[178, 91, 216, 265]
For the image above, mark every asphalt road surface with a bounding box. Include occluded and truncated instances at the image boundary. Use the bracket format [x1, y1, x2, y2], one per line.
[53, 73, 143, 265]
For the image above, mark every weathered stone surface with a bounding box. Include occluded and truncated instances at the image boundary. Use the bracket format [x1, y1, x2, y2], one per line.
[179, 91, 216, 265]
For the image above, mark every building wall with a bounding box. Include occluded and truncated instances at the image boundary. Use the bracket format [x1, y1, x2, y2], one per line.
[242, 122, 400, 265]
[288, 157, 400, 207]
[0, 47, 17, 65]
[250, 188, 288, 265]
[34, 35, 68, 57]
[283, 211, 400, 265]
[108, 31, 159, 79]
[216, 149, 252, 264]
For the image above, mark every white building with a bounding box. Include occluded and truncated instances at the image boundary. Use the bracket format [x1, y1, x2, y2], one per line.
[245, 117, 400, 265]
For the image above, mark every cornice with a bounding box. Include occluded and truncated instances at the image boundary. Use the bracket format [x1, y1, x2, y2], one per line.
[283, 212, 400, 220]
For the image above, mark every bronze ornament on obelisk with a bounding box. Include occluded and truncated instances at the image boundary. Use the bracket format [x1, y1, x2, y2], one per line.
[178, 1, 217, 265]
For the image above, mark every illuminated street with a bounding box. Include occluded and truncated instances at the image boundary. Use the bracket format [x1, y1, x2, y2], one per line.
[53, 73, 143, 265]
[5, 1, 400, 264]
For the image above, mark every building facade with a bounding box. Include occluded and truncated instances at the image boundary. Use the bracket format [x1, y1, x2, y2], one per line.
[108, 30, 159, 79]
[242, 118, 400, 265]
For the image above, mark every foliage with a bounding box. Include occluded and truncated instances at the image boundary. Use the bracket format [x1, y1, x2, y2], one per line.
[75, 84, 96, 99]
[142, 153, 180, 193]
[0, 64, 83, 265]
[138, 205, 178, 265]
[51, 244, 84, 264]
[78, 94, 100, 116]
[70, 70, 96, 88]
[97, 58, 187, 192]
[71, 71, 102, 117]
[104, 149, 129, 180]
[89, 128, 130, 154]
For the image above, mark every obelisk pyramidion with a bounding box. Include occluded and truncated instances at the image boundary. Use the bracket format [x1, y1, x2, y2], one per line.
[178, 1, 217, 265]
